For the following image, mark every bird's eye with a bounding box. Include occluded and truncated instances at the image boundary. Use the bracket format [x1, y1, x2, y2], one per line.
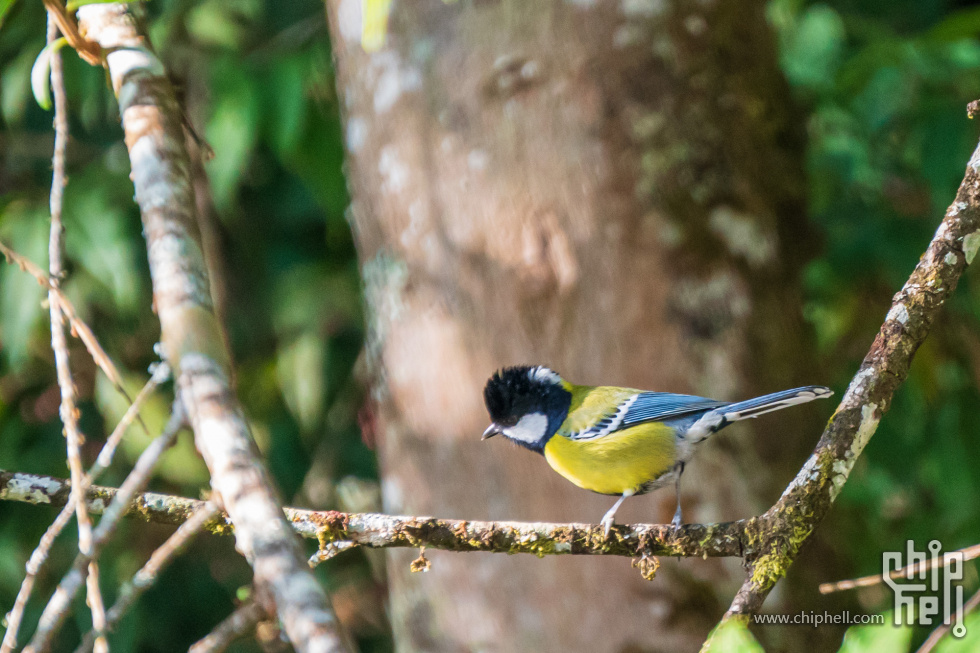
[500, 416, 519, 427]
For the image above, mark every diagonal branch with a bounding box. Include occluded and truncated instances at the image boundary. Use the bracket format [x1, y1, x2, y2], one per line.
[725, 135, 980, 618]
[74, 5, 348, 652]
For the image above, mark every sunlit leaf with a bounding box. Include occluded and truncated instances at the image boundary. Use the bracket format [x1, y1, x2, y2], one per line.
[30, 36, 68, 110]
[837, 614, 912, 653]
[700, 619, 764, 653]
[0, 0, 17, 31]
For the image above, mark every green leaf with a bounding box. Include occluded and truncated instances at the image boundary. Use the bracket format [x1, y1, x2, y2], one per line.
[781, 4, 846, 91]
[65, 0, 141, 10]
[933, 607, 980, 653]
[700, 619, 765, 653]
[0, 0, 18, 31]
[30, 36, 68, 110]
[837, 613, 912, 653]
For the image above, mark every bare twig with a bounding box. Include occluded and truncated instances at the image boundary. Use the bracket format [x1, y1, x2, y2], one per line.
[0, 238, 151, 430]
[40, 0, 102, 65]
[75, 502, 221, 653]
[74, 5, 348, 651]
[43, 10, 108, 652]
[916, 586, 980, 653]
[188, 601, 267, 653]
[0, 494, 75, 653]
[23, 404, 186, 653]
[0, 364, 167, 653]
[820, 543, 980, 594]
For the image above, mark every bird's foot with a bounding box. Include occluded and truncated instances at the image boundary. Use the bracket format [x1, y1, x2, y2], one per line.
[601, 514, 616, 537]
[671, 508, 683, 528]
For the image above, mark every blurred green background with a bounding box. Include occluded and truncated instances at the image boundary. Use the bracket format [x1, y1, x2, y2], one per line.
[1, 0, 979, 650]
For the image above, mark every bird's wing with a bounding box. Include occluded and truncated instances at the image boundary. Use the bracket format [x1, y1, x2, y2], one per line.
[619, 392, 727, 427]
[566, 390, 726, 441]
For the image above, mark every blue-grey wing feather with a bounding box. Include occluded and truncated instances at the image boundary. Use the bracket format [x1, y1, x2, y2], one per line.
[619, 392, 726, 428]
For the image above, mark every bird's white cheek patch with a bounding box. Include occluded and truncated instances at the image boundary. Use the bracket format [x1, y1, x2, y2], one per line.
[504, 413, 548, 444]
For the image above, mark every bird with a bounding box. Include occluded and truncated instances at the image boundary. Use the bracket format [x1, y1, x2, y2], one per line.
[481, 365, 833, 535]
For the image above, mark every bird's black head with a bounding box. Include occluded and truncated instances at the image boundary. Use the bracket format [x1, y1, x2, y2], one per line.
[482, 365, 572, 453]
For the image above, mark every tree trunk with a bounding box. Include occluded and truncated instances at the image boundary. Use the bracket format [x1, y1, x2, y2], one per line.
[326, 1, 826, 650]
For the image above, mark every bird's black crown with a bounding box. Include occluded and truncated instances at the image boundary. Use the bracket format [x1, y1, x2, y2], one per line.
[483, 366, 571, 446]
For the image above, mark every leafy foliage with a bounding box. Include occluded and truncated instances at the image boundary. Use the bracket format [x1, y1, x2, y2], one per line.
[0, 0, 378, 650]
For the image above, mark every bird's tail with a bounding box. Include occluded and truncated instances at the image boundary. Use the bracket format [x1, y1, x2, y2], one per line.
[720, 386, 833, 422]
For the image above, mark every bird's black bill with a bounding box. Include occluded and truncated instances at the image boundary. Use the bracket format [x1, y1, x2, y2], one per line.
[482, 424, 502, 440]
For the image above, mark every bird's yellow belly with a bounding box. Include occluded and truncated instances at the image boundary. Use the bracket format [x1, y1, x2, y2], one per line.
[543, 423, 677, 496]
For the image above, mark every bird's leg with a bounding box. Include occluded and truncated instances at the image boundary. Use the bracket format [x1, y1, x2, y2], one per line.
[671, 462, 685, 527]
[600, 489, 635, 536]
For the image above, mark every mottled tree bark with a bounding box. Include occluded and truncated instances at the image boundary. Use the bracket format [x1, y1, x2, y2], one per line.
[326, 1, 823, 650]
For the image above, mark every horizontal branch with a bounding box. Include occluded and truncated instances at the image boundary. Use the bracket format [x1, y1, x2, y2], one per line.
[0, 469, 751, 560]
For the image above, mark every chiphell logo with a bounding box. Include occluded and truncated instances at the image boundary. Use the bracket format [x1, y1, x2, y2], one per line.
[883, 540, 965, 637]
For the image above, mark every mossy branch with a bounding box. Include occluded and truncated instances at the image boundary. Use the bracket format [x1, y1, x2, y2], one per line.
[0, 469, 748, 559]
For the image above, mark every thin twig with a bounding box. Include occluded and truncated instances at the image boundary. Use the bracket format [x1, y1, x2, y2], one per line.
[44, 10, 108, 652]
[23, 404, 186, 653]
[0, 238, 152, 436]
[75, 502, 220, 653]
[1, 364, 169, 652]
[0, 497, 75, 653]
[187, 601, 267, 653]
[916, 585, 980, 653]
[820, 543, 980, 594]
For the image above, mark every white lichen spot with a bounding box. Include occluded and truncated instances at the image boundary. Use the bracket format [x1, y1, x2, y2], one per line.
[829, 459, 851, 500]
[622, 0, 667, 17]
[336, 0, 362, 44]
[371, 52, 422, 115]
[346, 117, 368, 153]
[851, 404, 880, 459]
[613, 24, 644, 48]
[886, 304, 909, 326]
[945, 252, 958, 266]
[378, 145, 409, 194]
[91, 497, 107, 512]
[467, 149, 489, 171]
[841, 367, 874, 408]
[948, 201, 968, 217]
[684, 14, 707, 35]
[969, 144, 980, 173]
[829, 404, 880, 500]
[781, 455, 820, 498]
[520, 60, 541, 80]
[555, 541, 572, 553]
[5, 474, 59, 504]
[963, 230, 980, 265]
[708, 206, 776, 268]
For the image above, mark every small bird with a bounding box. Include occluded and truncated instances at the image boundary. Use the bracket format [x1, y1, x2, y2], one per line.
[482, 366, 833, 535]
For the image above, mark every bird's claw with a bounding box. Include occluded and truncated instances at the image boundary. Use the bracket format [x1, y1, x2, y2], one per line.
[671, 509, 683, 528]
[601, 516, 615, 537]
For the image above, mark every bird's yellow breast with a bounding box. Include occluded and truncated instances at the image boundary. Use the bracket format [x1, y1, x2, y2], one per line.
[543, 421, 677, 496]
